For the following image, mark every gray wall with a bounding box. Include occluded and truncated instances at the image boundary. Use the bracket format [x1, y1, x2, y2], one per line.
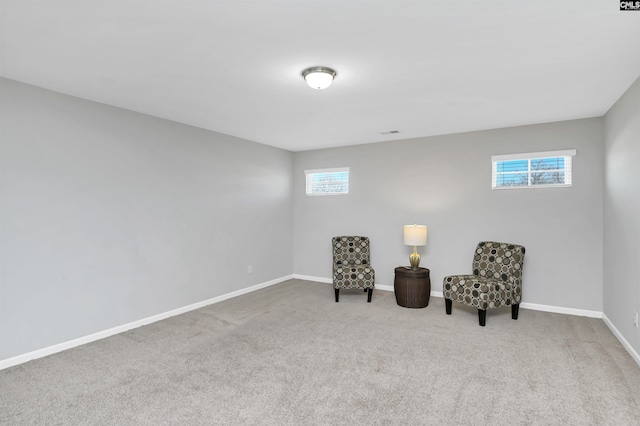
[604, 75, 640, 355]
[0, 78, 293, 360]
[293, 119, 604, 311]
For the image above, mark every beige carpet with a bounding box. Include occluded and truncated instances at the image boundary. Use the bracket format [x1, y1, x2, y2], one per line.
[2, 279, 639, 425]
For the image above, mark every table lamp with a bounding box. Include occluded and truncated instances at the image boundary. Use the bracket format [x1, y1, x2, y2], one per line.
[404, 224, 427, 270]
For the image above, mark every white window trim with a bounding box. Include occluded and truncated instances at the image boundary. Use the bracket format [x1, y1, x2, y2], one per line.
[491, 149, 576, 190]
[491, 149, 577, 162]
[305, 167, 350, 196]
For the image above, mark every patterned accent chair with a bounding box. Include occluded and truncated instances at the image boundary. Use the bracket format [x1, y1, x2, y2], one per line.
[332, 236, 375, 302]
[443, 241, 525, 326]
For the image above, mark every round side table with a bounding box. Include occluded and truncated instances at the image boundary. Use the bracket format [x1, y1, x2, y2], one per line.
[394, 267, 431, 308]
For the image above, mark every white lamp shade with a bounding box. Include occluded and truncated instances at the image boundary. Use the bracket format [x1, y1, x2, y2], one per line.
[304, 71, 335, 90]
[404, 225, 427, 246]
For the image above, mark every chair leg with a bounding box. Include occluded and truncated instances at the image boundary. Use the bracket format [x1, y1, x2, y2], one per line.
[335, 288, 339, 303]
[367, 288, 373, 303]
[512, 303, 519, 320]
[445, 299, 452, 315]
[478, 309, 486, 326]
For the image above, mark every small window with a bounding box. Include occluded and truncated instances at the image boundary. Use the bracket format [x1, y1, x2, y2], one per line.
[305, 167, 349, 196]
[492, 150, 576, 190]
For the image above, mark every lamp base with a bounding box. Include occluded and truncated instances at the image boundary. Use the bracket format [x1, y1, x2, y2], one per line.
[409, 252, 421, 270]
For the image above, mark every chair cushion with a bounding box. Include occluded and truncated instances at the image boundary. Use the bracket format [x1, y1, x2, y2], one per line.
[443, 274, 518, 310]
[333, 266, 375, 289]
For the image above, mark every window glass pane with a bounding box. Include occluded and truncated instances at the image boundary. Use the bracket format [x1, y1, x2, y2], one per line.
[496, 160, 528, 173]
[531, 157, 564, 171]
[495, 172, 528, 187]
[305, 168, 349, 195]
[531, 171, 565, 185]
[311, 172, 347, 194]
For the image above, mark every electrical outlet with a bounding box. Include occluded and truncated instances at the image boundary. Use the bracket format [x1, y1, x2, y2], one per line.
[248, 265, 253, 274]
[634, 311, 639, 328]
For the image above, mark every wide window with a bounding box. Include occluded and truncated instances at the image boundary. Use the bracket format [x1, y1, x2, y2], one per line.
[492, 150, 576, 189]
[305, 167, 349, 196]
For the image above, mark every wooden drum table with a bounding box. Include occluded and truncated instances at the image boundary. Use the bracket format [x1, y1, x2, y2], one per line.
[394, 267, 431, 308]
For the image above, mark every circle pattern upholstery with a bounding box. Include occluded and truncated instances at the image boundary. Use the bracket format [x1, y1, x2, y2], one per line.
[332, 236, 375, 290]
[443, 241, 525, 310]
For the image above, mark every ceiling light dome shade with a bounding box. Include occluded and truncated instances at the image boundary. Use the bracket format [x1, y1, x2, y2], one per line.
[302, 66, 337, 90]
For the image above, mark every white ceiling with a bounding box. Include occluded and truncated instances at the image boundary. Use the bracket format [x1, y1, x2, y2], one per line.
[2, 1, 640, 152]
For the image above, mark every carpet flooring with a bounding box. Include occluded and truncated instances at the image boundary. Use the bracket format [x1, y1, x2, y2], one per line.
[2, 279, 640, 425]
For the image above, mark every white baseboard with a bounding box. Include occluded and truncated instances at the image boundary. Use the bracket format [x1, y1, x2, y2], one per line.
[0, 274, 294, 371]
[293, 275, 394, 293]
[519, 302, 602, 318]
[292, 274, 331, 284]
[602, 314, 640, 368]
[292, 275, 442, 298]
[293, 275, 395, 292]
[294, 276, 603, 318]
[375, 284, 393, 292]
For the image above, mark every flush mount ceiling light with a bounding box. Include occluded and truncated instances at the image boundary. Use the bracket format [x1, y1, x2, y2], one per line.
[301, 66, 337, 90]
